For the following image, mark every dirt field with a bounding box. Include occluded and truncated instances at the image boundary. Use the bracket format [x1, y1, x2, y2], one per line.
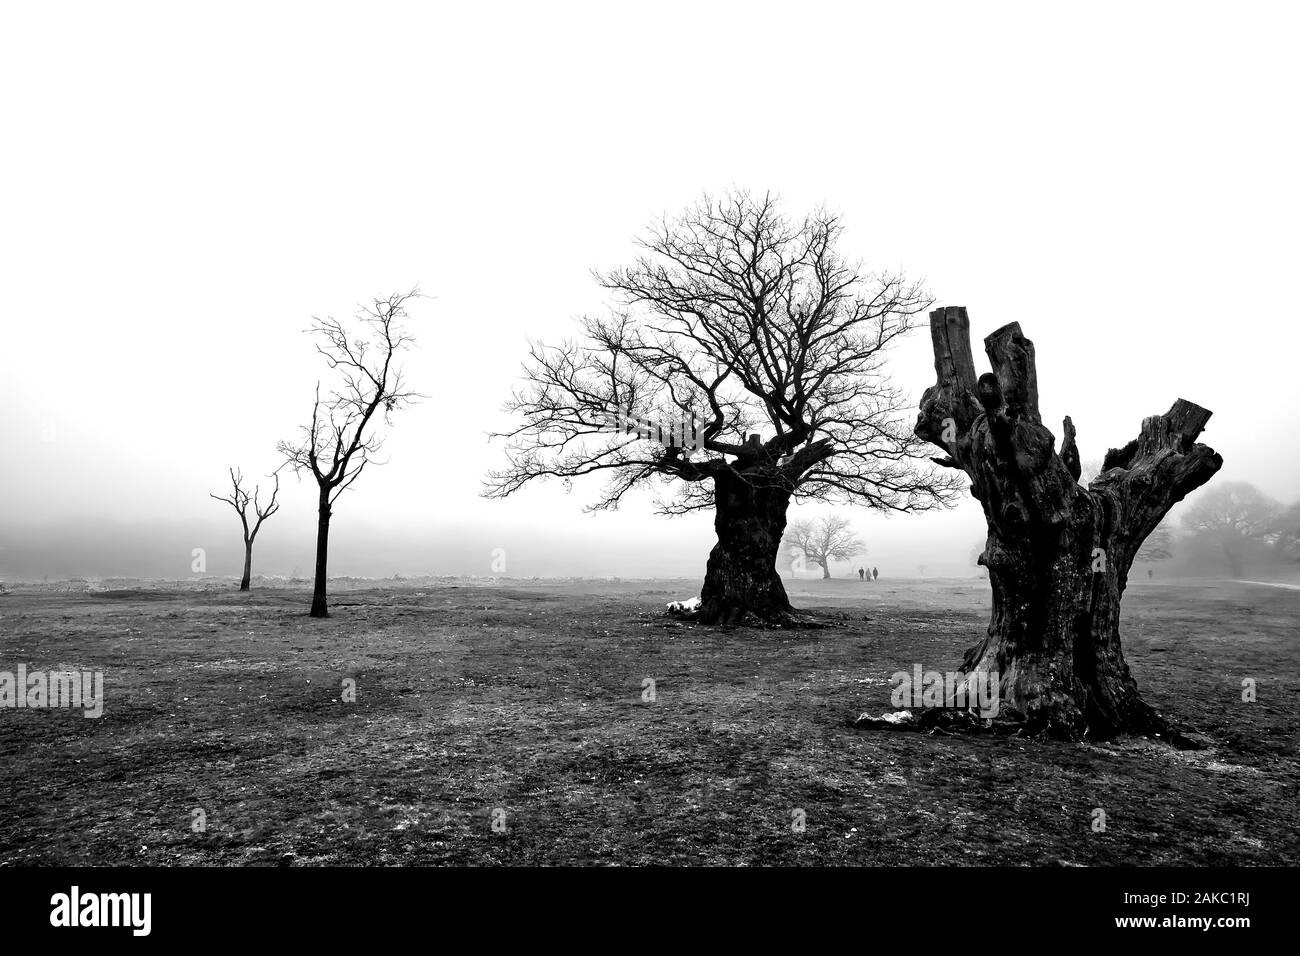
[1, 576, 1296, 865]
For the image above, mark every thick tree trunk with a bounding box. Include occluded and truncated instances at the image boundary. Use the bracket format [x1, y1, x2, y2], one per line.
[698, 472, 793, 625]
[916, 307, 1222, 741]
[310, 490, 332, 618]
[967, 507, 1161, 739]
[239, 540, 252, 592]
[819, 559, 831, 580]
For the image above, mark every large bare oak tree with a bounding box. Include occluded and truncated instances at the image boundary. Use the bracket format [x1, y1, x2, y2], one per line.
[209, 468, 280, 591]
[487, 192, 959, 624]
[278, 290, 422, 618]
[915, 306, 1222, 741]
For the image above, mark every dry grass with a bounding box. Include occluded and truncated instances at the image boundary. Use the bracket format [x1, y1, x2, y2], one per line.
[1, 576, 1295, 865]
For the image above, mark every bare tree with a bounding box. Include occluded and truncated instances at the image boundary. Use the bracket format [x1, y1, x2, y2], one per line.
[784, 514, 865, 579]
[487, 191, 960, 624]
[1180, 481, 1281, 577]
[916, 307, 1221, 742]
[1135, 523, 1174, 563]
[1274, 502, 1300, 563]
[278, 290, 423, 618]
[209, 468, 280, 591]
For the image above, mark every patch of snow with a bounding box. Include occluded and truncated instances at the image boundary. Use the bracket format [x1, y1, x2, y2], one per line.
[855, 709, 914, 725]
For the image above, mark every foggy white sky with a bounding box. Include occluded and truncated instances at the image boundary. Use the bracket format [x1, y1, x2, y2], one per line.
[2, 1, 1297, 580]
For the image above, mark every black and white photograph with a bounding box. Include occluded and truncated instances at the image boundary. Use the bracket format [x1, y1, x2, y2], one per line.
[1, 0, 1294, 939]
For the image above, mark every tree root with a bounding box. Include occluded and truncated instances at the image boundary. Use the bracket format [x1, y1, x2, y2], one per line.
[671, 600, 842, 629]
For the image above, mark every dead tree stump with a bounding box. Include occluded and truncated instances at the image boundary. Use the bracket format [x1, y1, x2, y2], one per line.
[915, 307, 1222, 741]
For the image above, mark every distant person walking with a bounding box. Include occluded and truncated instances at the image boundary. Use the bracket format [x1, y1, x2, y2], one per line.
[872, 567, 879, 581]
[858, 567, 865, 581]
[1147, 568, 1153, 579]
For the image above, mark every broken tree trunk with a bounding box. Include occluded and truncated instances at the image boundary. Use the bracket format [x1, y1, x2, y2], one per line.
[915, 307, 1222, 741]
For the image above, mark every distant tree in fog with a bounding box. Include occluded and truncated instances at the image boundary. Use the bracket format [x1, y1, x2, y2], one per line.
[487, 191, 960, 624]
[1272, 502, 1300, 563]
[209, 468, 280, 591]
[1180, 481, 1281, 578]
[278, 290, 423, 618]
[1135, 523, 1173, 562]
[783, 515, 864, 579]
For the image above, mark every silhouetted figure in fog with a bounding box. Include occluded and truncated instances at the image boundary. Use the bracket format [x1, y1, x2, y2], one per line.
[1148, 568, 1153, 579]
[872, 567, 879, 581]
[858, 567, 865, 581]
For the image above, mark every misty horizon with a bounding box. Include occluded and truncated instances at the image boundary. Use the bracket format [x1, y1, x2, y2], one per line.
[4, 3, 1300, 589]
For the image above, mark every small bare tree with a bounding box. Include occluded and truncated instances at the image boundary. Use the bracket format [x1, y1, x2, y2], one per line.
[278, 290, 423, 618]
[784, 514, 864, 579]
[209, 468, 280, 591]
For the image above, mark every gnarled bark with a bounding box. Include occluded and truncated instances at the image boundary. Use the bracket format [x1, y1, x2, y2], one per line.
[698, 470, 793, 625]
[915, 307, 1222, 741]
